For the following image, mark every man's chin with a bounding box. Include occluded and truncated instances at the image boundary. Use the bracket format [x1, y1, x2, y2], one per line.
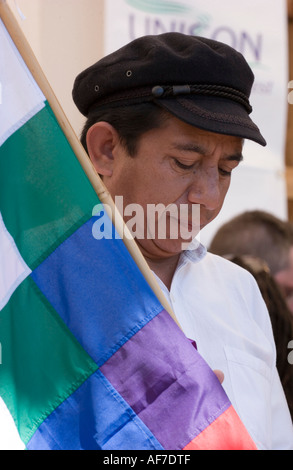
[139, 236, 196, 259]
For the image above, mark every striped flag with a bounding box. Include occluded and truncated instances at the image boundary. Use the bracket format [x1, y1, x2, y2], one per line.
[0, 6, 257, 450]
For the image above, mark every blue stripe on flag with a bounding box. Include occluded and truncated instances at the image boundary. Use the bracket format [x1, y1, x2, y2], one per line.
[31, 216, 163, 366]
[26, 370, 164, 450]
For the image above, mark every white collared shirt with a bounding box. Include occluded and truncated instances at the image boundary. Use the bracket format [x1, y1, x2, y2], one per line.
[154, 241, 293, 450]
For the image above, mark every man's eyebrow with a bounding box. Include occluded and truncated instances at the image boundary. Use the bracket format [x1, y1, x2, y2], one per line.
[226, 152, 244, 163]
[172, 143, 206, 154]
[172, 143, 244, 162]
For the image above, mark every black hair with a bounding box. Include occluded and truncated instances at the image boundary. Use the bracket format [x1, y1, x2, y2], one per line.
[80, 102, 171, 157]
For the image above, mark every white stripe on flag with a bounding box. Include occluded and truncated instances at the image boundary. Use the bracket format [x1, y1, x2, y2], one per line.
[0, 212, 31, 311]
[0, 18, 45, 146]
[0, 397, 24, 450]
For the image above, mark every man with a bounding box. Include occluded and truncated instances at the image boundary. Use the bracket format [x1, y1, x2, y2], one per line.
[72, 33, 293, 449]
[209, 210, 293, 317]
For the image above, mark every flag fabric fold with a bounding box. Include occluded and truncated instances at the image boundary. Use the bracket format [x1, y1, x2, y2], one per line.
[0, 13, 257, 450]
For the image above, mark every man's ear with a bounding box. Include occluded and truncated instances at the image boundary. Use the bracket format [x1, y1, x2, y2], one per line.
[86, 122, 120, 176]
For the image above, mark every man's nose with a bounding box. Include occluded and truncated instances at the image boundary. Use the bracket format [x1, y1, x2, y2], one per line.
[187, 168, 221, 211]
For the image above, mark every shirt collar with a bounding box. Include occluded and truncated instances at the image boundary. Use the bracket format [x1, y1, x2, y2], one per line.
[152, 238, 207, 296]
[177, 237, 207, 271]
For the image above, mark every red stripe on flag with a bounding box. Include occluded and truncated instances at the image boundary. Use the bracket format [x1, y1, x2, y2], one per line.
[183, 405, 257, 450]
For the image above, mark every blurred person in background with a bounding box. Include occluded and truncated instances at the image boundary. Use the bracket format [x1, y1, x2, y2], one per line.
[223, 254, 293, 421]
[209, 210, 293, 318]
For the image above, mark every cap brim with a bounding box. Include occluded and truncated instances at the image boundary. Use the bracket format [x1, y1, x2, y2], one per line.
[154, 95, 266, 146]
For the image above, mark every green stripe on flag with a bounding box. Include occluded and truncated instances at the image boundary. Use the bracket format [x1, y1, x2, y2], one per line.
[0, 275, 98, 445]
[0, 101, 99, 269]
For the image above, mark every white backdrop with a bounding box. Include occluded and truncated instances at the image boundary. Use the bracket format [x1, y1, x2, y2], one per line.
[104, 0, 289, 247]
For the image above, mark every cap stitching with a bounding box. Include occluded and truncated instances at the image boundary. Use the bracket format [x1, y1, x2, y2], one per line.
[177, 98, 257, 130]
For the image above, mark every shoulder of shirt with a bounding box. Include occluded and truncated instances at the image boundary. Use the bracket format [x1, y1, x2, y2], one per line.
[182, 245, 261, 294]
[183, 241, 257, 279]
[204, 251, 260, 282]
[185, 247, 275, 335]
[205, 251, 251, 271]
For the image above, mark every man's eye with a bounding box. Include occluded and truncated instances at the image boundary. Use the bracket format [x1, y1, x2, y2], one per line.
[219, 168, 232, 177]
[174, 159, 195, 170]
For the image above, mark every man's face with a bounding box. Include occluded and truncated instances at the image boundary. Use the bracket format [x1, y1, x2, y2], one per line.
[97, 116, 243, 261]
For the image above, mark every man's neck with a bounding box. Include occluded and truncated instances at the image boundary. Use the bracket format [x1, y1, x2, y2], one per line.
[145, 254, 180, 290]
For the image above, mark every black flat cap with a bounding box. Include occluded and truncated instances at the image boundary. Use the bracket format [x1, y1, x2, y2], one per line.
[73, 32, 266, 146]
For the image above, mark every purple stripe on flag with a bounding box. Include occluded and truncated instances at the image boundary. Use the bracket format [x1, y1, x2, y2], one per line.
[100, 309, 230, 450]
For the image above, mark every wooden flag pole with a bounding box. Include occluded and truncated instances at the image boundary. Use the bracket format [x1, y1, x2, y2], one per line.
[0, 0, 181, 328]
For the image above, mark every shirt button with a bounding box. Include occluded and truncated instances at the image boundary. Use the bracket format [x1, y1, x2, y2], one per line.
[170, 293, 176, 303]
